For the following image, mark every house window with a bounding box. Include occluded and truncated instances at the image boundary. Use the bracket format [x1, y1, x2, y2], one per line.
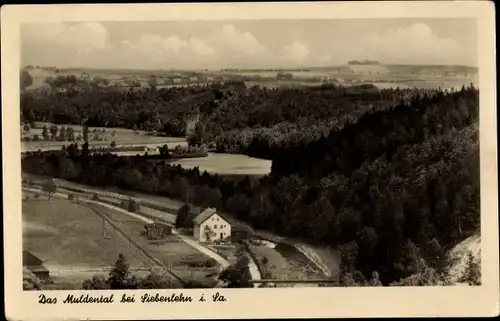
[216, 217, 219, 221]
[214, 225, 217, 229]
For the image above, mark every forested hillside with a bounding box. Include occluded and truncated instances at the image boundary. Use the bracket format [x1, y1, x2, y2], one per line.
[22, 83, 479, 285]
[21, 78, 450, 154]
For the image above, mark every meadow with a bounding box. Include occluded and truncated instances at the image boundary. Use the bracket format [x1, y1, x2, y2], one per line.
[91, 203, 220, 287]
[22, 197, 153, 288]
[168, 153, 272, 176]
[22, 122, 187, 152]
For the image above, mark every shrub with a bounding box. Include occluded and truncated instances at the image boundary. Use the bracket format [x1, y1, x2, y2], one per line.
[204, 258, 218, 268]
[34, 194, 39, 199]
[92, 193, 99, 200]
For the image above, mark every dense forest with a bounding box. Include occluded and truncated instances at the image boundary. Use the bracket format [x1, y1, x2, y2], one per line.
[21, 75, 452, 155]
[22, 84, 480, 285]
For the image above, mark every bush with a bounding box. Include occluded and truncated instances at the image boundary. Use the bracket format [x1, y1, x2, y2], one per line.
[181, 257, 218, 268]
[34, 194, 39, 199]
[92, 193, 99, 200]
[68, 194, 74, 200]
[204, 258, 218, 268]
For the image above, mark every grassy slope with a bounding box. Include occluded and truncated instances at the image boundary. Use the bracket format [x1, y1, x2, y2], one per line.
[88, 203, 219, 286]
[22, 198, 150, 273]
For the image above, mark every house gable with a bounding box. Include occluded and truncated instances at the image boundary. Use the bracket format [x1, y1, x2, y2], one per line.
[194, 208, 230, 226]
[200, 213, 230, 227]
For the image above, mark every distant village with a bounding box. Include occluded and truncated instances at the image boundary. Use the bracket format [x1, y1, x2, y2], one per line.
[23, 61, 477, 93]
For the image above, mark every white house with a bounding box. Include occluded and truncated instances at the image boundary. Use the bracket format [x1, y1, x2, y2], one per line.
[193, 207, 231, 243]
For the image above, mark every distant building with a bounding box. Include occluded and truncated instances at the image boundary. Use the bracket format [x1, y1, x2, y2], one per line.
[173, 78, 182, 85]
[189, 76, 198, 83]
[193, 208, 231, 243]
[23, 250, 50, 280]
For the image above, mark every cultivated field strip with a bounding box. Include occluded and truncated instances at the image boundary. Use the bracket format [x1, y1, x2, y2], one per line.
[23, 187, 232, 287]
[84, 203, 187, 286]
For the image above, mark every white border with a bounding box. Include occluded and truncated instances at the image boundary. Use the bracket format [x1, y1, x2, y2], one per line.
[2, 2, 498, 320]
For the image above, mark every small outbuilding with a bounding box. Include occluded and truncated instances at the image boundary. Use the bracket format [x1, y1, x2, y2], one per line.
[144, 222, 172, 240]
[23, 250, 50, 281]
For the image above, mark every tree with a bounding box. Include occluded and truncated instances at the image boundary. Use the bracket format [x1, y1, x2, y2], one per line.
[175, 204, 195, 229]
[83, 124, 89, 143]
[23, 123, 31, 134]
[66, 127, 75, 141]
[58, 126, 67, 141]
[82, 275, 109, 290]
[23, 267, 42, 290]
[110, 141, 116, 149]
[42, 179, 57, 200]
[42, 125, 49, 141]
[459, 251, 480, 285]
[49, 125, 58, 141]
[148, 76, 158, 89]
[368, 271, 383, 286]
[20, 70, 33, 90]
[218, 256, 252, 288]
[139, 267, 174, 289]
[108, 253, 130, 289]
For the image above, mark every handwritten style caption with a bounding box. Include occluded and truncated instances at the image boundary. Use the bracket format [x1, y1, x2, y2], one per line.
[38, 292, 227, 304]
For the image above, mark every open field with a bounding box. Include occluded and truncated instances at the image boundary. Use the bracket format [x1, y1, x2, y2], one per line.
[89, 203, 220, 287]
[168, 153, 272, 176]
[21, 122, 187, 152]
[22, 198, 154, 288]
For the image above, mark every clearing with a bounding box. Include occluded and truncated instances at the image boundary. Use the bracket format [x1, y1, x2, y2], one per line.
[22, 198, 154, 289]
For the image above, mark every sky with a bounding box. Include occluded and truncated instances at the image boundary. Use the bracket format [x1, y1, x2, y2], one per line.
[21, 18, 478, 70]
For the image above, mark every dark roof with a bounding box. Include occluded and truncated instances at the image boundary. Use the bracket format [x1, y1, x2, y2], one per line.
[193, 208, 231, 225]
[232, 225, 252, 232]
[23, 250, 44, 266]
[193, 207, 217, 225]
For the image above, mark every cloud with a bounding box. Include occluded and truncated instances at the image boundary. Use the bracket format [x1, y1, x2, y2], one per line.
[188, 38, 216, 56]
[358, 23, 466, 65]
[23, 22, 109, 52]
[283, 41, 310, 62]
[211, 24, 272, 58]
[115, 24, 272, 68]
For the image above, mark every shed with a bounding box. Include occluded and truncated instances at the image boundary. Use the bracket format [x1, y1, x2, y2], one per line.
[231, 225, 253, 242]
[144, 222, 172, 240]
[23, 250, 50, 280]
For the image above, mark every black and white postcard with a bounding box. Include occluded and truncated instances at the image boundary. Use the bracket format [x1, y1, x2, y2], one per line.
[2, 2, 498, 320]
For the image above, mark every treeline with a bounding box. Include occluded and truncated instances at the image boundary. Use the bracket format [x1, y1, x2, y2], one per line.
[21, 76, 453, 152]
[21, 86, 480, 285]
[21, 84, 220, 137]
